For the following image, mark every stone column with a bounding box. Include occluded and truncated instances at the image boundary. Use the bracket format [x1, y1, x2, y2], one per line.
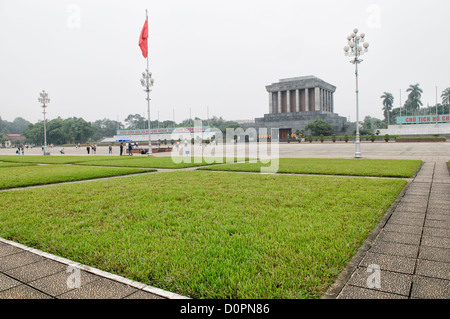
[305, 88, 309, 111]
[295, 89, 300, 112]
[331, 92, 334, 113]
[278, 91, 282, 113]
[286, 90, 291, 113]
[328, 91, 331, 112]
[315, 87, 320, 111]
[269, 92, 273, 114]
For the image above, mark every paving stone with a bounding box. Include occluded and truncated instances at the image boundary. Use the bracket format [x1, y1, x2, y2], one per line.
[390, 212, 426, 220]
[369, 241, 419, 259]
[359, 252, 416, 275]
[383, 223, 422, 235]
[415, 259, 450, 280]
[57, 277, 137, 299]
[337, 285, 407, 299]
[393, 207, 428, 215]
[398, 199, 428, 206]
[424, 219, 450, 229]
[426, 213, 450, 222]
[427, 199, 450, 205]
[410, 276, 450, 299]
[29, 269, 99, 297]
[427, 204, 450, 211]
[429, 210, 450, 217]
[421, 235, 450, 249]
[0, 252, 43, 272]
[418, 246, 450, 263]
[0, 243, 24, 258]
[346, 267, 412, 296]
[0, 284, 52, 299]
[377, 230, 422, 245]
[388, 215, 425, 227]
[124, 290, 166, 299]
[0, 272, 21, 291]
[402, 194, 430, 200]
[431, 186, 450, 191]
[404, 190, 430, 196]
[3, 259, 67, 283]
[428, 196, 450, 203]
[422, 226, 450, 238]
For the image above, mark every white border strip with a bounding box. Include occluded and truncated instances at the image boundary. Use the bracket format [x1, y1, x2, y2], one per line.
[0, 237, 190, 299]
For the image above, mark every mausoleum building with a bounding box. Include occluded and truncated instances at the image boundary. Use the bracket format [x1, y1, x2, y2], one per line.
[242, 76, 353, 139]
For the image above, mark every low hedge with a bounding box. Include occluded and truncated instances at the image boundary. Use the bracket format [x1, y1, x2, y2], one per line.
[396, 137, 446, 142]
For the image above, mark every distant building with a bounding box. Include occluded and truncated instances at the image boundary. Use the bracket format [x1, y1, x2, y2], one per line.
[241, 76, 353, 138]
[2, 134, 26, 147]
[379, 114, 450, 137]
[101, 126, 217, 143]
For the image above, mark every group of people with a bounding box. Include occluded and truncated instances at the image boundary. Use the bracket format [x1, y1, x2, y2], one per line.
[119, 143, 134, 156]
[16, 145, 24, 155]
[86, 144, 97, 154]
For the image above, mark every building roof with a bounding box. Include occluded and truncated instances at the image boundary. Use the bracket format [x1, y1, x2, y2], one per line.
[266, 75, 336, 92]
[3, 134, 26, 141]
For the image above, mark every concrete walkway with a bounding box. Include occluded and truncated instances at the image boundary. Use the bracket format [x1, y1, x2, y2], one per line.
[325, 161, 450, 299]
[0, 237, 188, 299]
[0, 155, 448, 299]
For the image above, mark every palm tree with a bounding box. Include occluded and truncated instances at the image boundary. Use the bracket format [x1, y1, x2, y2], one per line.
[381, 92, 394, 124]
[406, 83, 423, 100]
[409, 96, 423, 115]
[442, 88, 450, 105]
[406, 84, 423, 116]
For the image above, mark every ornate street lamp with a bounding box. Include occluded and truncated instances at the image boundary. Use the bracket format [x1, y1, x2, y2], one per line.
[38, 90, 50, 155]
[344, 28, 369, 158]
[140, 69, 154, 156]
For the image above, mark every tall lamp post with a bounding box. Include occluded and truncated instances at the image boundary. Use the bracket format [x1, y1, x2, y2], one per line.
[140, 69, 154, 156]
[38, 90, 50, 155]
[344, 28, 369, 158]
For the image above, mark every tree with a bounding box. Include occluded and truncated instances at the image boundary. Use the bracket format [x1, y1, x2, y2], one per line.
[23, 117, 94, 145]
[305, 120, 334, 136]
[406, 84, 423, 115]
[442, 87, 450, 105]
[380, 92, 394, 124]
[0, 117, 30, 134]
[124, 114, 146, 129]
[361, 116, 382, 135]
[92, 118, 123, 141]
[409, 96, 423, 116]
[406, 83, 423, 100]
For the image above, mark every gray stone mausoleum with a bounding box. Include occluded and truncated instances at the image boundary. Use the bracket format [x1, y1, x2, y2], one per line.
[242, 76, 353, 138]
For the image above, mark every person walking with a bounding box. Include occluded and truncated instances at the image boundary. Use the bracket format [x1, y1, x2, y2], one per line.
[108, 145, 112, 154]
[119, 143, 123, 156]
[128, 143, 133, 156]
[86, 145, 90, 154]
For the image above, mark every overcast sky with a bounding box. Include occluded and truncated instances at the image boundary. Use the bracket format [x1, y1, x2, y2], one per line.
[1, 0, 449, 125]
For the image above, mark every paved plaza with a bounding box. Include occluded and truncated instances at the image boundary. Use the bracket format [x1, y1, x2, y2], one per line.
[0, 141, 449, 299]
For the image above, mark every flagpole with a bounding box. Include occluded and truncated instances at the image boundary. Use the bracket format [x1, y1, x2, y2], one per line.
[145, 9, 153, 156]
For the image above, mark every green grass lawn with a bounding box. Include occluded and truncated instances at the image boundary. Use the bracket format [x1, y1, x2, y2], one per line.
[0, 161, 37, 168]
[0, 171, 407, 298]
[0, 155, 244, 169]
[0, 165, 155, 189]
[0, 155, 119, 165]
[75, 156, 248, 169]
[199, 158, 423, 178]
